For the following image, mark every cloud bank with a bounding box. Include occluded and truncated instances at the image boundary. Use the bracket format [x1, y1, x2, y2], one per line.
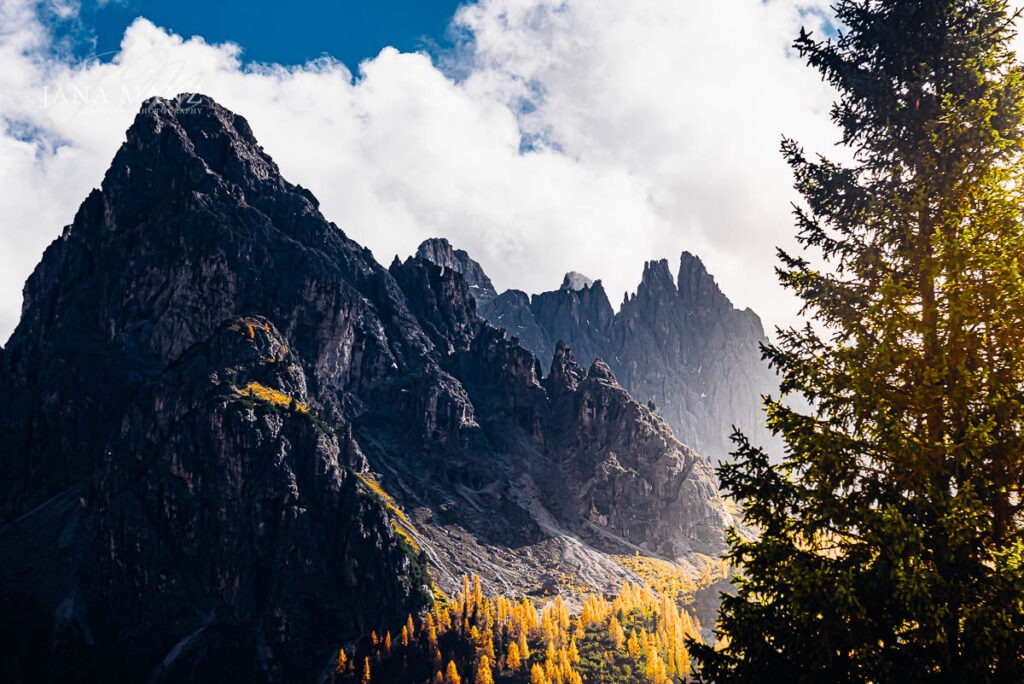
[0, 0, 843, 344]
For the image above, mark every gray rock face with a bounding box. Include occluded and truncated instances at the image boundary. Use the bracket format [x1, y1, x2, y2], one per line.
[544, 349, 724, 557]
[416, 238, 498, 308]
[529, 278, 615, 369]
[480, 289, 549, 358]
[615, 254, 779, 466]
[417, 242, 780, 465]
[0, 95, 734, 682]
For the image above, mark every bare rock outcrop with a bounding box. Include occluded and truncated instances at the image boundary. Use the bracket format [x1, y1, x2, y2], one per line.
[418, 240, 780, 464]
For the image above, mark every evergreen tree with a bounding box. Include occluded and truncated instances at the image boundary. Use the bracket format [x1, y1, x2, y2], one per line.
[692, 1, 1024, 681]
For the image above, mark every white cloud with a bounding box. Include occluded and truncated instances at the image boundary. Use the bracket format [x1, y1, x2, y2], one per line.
[0, 0, 845, 345]
[454, 0, 842, 315]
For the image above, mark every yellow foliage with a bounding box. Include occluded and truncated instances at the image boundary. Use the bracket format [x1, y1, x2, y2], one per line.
[608, 615, 626, 649]
[475, 655, 494, 684]
[518, 630, 531, 661]
[236, 381, 308, 413]
[627, 629, 642, 660]
[444, 660, 461, 684]
[343, 573, 703, 683]
[506, 639, 522, 671]
[352, 472, 421, 554]
[567, 638, 580, 664]
[615, 553, 698, 601]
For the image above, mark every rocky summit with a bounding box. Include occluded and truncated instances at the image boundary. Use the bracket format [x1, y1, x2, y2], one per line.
[0, 95, 734, 682]
[418, 239, 780, 464]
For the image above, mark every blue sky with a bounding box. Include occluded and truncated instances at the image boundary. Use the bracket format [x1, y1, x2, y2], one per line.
[73, 0, 465, 67]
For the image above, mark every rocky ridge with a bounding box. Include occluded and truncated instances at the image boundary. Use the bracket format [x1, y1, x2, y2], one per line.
[417, 238, 779, 464]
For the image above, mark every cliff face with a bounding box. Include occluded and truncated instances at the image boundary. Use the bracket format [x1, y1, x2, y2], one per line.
[615, 254, 777, 466]
[1, 317, 428, 682]
[0, 95, 732, 682]
[418, 241, 779, 465]
[543, 348, 724, 557]
[416, 238, 498, 309]
[0, 95, 433, 683]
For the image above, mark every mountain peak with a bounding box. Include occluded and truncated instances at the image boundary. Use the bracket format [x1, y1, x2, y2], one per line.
[545, 339, 586, 394]
[561, 271, 594, 291]
[677, 250, 731, 311]
[632, 259, 678, 307]
[123, 94, 268, 173]
[139, 93, 256, 140]
[100, 93, 318, 223]
[416, 237, 498, 307]
[416, 236, 456, 261]
[640, 259, 675, 287]
[587, 358, 617, 383]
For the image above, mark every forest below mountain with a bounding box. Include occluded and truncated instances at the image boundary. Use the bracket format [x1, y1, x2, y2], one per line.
[332, 573, 710, 684]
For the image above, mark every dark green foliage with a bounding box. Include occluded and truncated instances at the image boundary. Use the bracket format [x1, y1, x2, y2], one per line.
[692, 1, 1024, 682]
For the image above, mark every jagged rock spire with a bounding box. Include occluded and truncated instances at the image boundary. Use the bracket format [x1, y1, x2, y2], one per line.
[561, 271, 594, 291]
[545, 339, 585, 394]
[420, 239, 779, 465]
[416, 237, 498, 307]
